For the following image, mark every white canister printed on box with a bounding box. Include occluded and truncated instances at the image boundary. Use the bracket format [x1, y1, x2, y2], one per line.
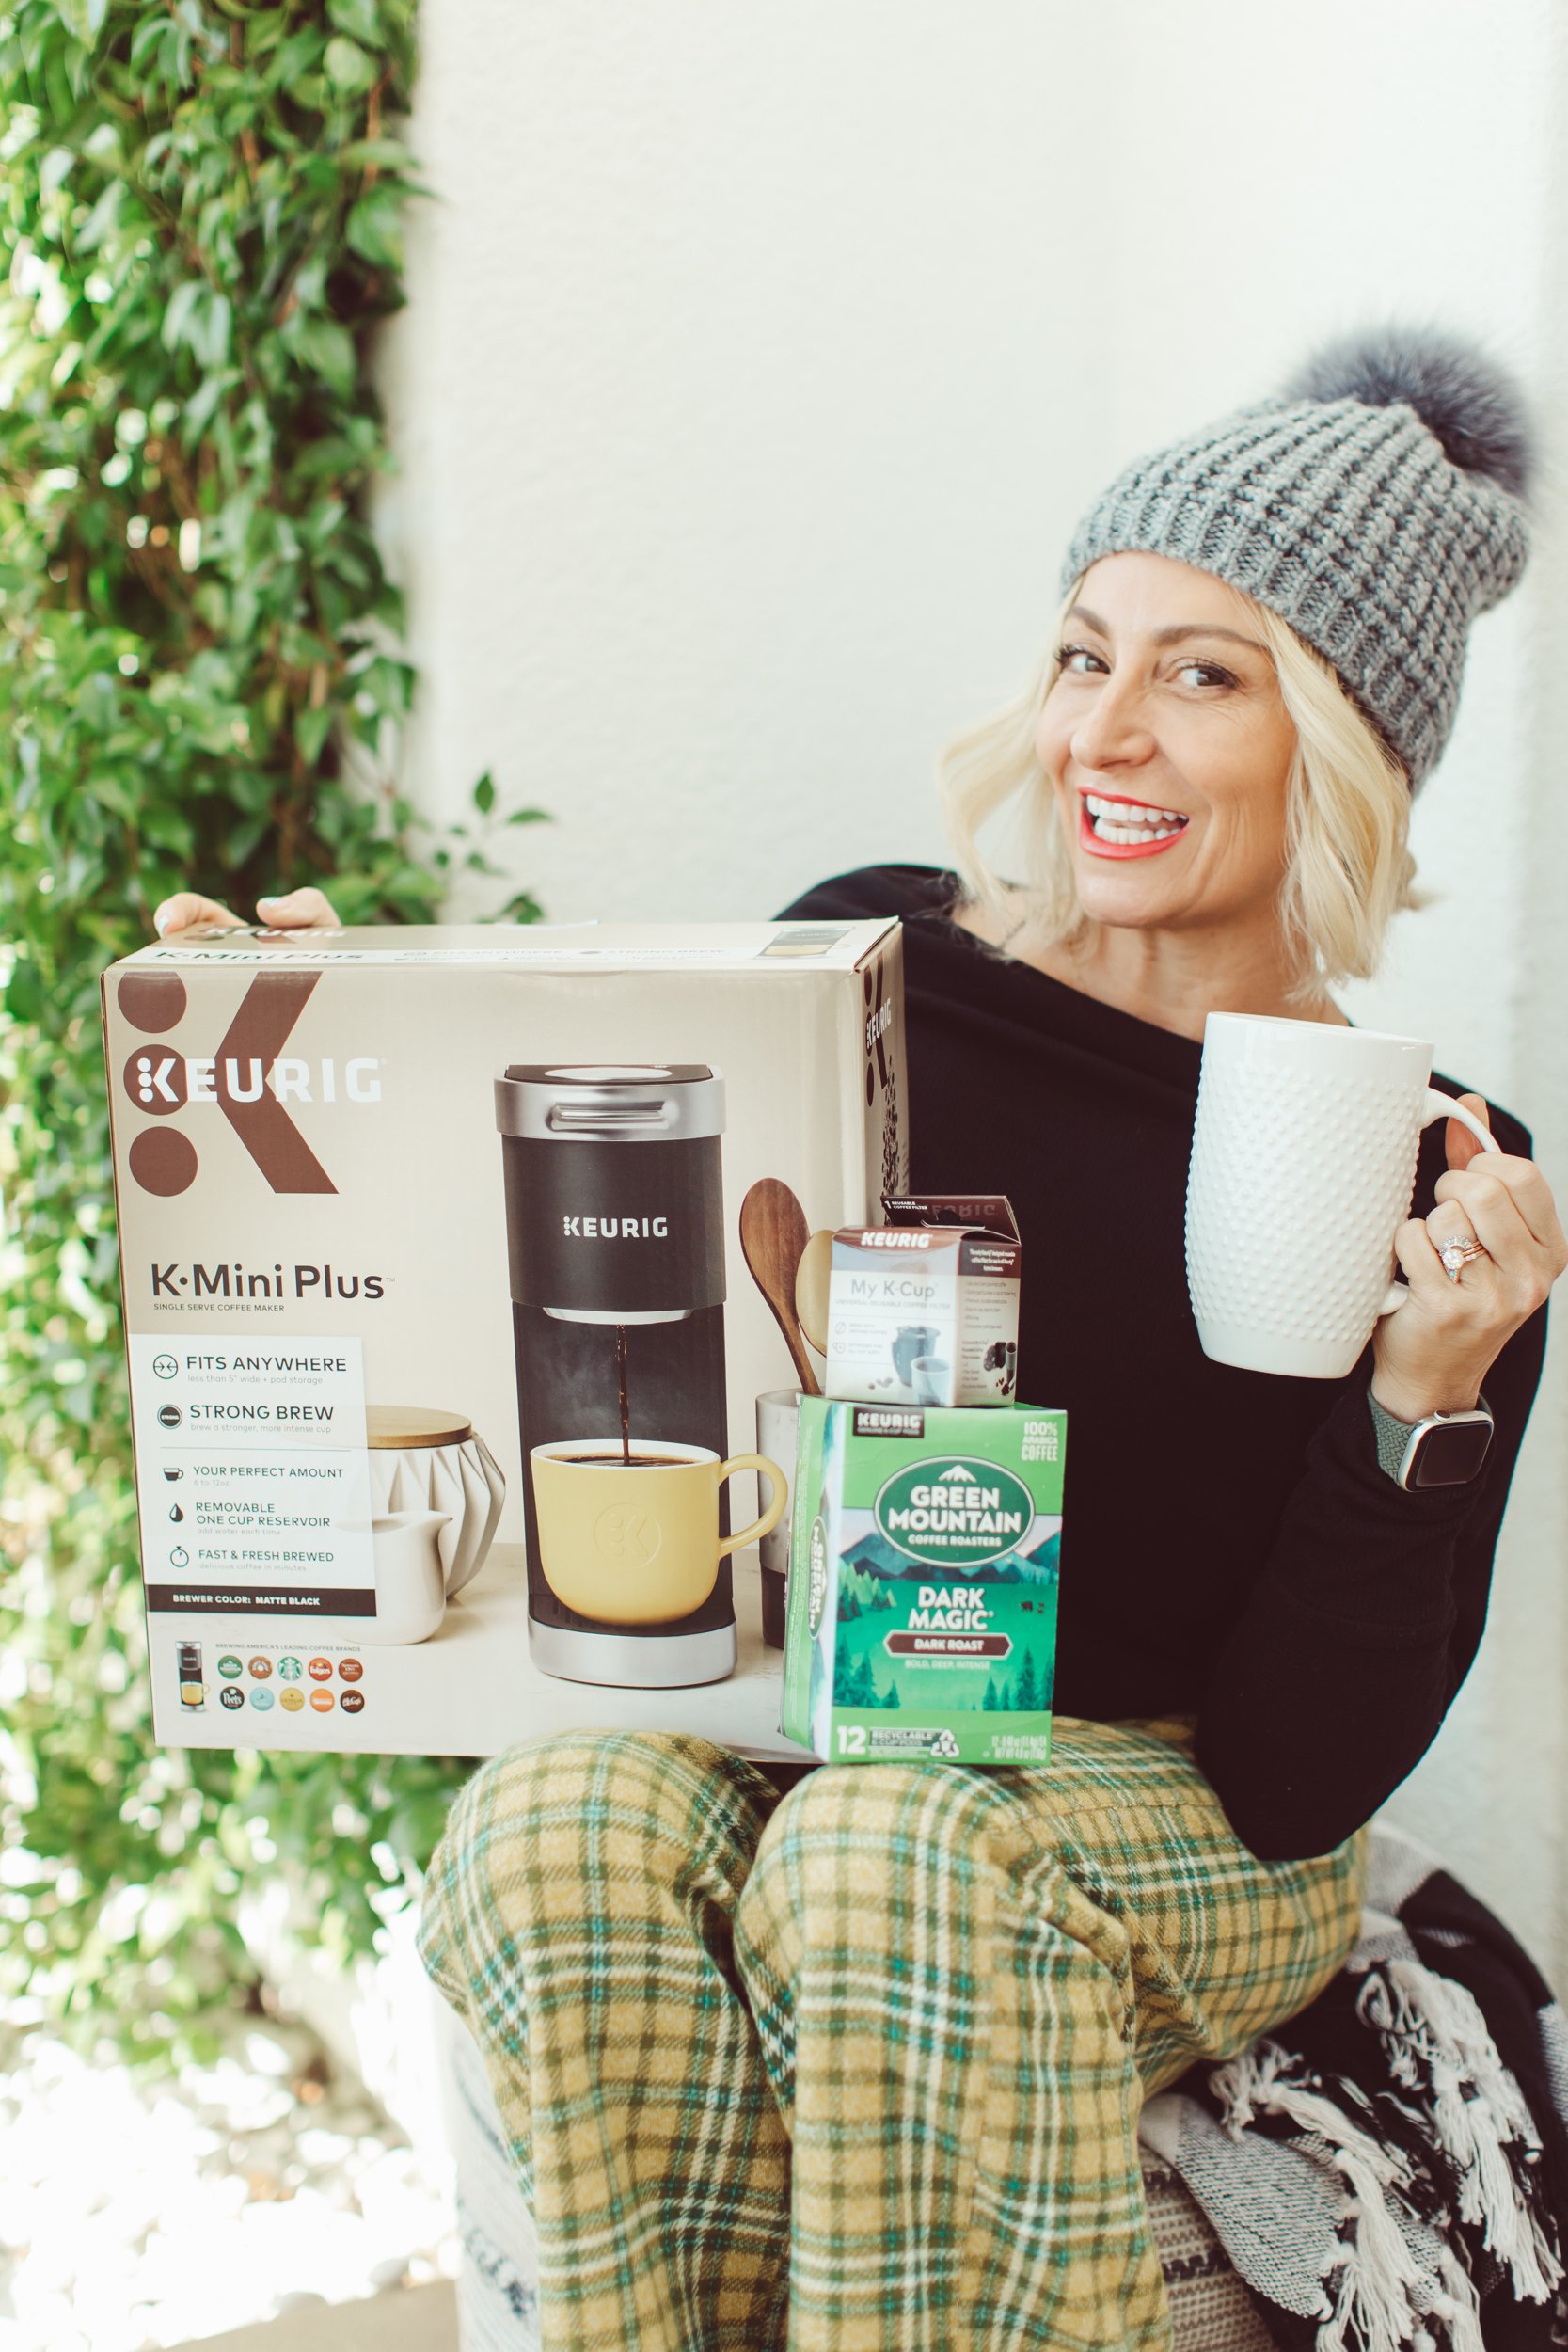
[1185, 1014, 1499, 1380]
[366, 1406, 506, 1595]
[754, 1389, 804, 1579]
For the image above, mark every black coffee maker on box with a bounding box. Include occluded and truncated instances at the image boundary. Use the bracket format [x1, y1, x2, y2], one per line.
[494, 1063, 735, 1687]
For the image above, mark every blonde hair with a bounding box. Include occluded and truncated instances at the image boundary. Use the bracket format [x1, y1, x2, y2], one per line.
[937, 574, 1418, 997]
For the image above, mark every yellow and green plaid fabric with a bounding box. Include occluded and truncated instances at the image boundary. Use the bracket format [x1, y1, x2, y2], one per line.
[419, 1717, 1369, 2351]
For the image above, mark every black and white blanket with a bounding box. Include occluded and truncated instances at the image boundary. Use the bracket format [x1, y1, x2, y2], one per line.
[1140, 1822, 1568, 2350]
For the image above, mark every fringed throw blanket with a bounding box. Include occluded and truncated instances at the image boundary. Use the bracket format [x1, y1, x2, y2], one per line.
[1140, 1823, 1568, 2351]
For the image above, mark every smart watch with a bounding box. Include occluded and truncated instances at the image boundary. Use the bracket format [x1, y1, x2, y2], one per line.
[1367, 1390, 1496, 1491]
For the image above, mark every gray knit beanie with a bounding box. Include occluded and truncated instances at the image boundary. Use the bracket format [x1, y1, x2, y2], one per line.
[1059, 326, 1534, 792]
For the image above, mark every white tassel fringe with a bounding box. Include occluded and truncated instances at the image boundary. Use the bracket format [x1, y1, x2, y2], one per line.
[1212, 2041, 1478, 2352]
[1355, 1959, 1564, 2307]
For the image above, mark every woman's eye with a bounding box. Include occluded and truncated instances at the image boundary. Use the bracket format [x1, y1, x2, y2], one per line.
[1054, 644, 1235, 688]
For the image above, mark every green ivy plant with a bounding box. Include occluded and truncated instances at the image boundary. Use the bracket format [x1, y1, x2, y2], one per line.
[0, 0, 544, 2056]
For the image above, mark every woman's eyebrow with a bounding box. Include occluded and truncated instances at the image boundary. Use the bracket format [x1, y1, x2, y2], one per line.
[1064, 605, 1267, 655]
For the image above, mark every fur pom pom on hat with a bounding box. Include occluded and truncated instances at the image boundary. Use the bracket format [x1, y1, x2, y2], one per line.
[1059, 325, 1534, 791]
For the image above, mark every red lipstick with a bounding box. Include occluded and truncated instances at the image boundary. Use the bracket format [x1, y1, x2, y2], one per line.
[1075, 794, 1190, 862]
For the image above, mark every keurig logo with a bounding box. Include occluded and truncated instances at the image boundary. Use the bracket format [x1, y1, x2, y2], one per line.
[561, 1216, 669, 1238]
[593, 1505, 662, 1565]
[118, 969, 382, 1198]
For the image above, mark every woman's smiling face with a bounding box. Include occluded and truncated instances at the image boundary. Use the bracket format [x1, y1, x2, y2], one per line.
[1036, 551, 1300, 936]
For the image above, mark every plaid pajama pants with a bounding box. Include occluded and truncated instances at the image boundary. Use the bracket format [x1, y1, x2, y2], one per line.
[419, 1716, 1369, 2352]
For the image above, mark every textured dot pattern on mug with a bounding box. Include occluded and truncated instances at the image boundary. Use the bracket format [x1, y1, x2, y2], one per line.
[1188, 1067, 1415, 1343]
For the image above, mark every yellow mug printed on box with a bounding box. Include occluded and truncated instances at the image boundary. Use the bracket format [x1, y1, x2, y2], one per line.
[530, 1439, 785, 1626]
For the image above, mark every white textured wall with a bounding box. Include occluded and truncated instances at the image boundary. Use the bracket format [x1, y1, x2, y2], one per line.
[379, 2, 1568, 1980]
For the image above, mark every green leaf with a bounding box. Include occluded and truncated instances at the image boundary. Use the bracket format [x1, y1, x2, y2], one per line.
[191, 291, 231, 372]
[496, 889, 546, 925]
[293, 315, 356, 399]
[471, 769, 495, 815]
[161, 278, 203, 353]
[294, 702, 334, 766]
[345, 189, 403, 271]
[324, 35, 376, 93]
[53, 0, 107, 45]
[339, 137, 416, 173]
[328, 0, 382, 42]
[74, 174, 121, 252]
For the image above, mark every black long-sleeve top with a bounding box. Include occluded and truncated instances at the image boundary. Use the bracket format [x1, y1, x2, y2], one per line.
[778, 864, 1547, 1861]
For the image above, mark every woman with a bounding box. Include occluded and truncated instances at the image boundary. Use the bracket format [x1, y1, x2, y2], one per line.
[157, 329, 1568, 2350]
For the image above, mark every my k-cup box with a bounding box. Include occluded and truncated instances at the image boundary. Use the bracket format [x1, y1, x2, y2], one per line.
[824, 1194, 1022, 1407]
[780, 1397, 1065, 1766]
[102, 918, 907, 1759]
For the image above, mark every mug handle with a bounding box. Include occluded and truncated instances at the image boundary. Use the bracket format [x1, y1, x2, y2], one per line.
[1379, 1088, 1499, 1318]
[717, 1454, 787, 1558]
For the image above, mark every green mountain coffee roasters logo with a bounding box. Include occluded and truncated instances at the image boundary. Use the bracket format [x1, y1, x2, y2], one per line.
[872, 1456, 1034, 1567]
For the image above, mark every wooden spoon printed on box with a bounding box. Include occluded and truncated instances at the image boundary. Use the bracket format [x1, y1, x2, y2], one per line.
[738, 1178, 820, 1396]
[794, 1227, 833, 1359]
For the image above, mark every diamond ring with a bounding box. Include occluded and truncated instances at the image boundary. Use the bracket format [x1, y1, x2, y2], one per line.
[1438, 1235, 1489, 1282]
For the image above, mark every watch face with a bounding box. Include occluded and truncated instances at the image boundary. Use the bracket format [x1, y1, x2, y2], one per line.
[1408, 1418, 1495, 1488]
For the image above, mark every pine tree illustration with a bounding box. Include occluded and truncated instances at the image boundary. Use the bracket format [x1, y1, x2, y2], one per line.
[1016, 1653, 1040, 1710]
[983, 1677, 1000, 1711]
[839, 1651, 878, 1708]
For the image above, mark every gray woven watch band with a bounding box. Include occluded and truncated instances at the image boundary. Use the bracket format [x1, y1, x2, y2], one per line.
[1367, 1389, 1416, 1483]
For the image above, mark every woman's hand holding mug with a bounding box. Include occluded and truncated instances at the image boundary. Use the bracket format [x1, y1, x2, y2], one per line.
[151, 886, 342, 936]
[1371, 1093, 1568, 1422]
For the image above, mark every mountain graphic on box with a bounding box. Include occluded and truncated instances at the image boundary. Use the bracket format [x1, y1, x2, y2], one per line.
[842, 1528, 1060, 1587]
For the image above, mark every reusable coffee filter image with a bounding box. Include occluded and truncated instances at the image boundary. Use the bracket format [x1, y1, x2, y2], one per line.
[496, 1062, 748, 1688]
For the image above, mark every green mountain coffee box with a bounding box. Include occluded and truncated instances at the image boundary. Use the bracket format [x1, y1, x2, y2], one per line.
[781, 1397, 1065, 1767]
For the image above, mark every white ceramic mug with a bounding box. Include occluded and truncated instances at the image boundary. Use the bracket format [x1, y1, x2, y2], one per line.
[1185, 1014, 1499, 1379]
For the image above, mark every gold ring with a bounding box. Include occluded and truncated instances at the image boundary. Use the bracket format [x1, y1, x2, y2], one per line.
[1438, 1234, 1489, 1281]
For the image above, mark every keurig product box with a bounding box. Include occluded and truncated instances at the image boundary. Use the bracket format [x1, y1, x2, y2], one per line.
[824, 1195, 1022, 1407]
[781, 1397, 1065, 1767]
[103, 918, 906, 1758]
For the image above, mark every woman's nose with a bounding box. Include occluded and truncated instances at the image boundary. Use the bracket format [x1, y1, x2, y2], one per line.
[1069, 677, 1157, 771]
